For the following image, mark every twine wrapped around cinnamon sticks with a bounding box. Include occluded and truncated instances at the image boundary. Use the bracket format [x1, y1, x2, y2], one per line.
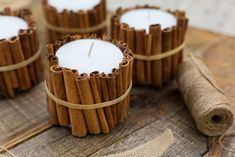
[42, 0, 107, 42]
[177, 54, 234, 136]
[111, 6, 188, 86]
[0, 8, 42, 98]
[45, 34, 133, 137]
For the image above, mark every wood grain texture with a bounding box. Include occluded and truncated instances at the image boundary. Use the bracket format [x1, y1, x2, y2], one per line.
[0, 83, 48, 144]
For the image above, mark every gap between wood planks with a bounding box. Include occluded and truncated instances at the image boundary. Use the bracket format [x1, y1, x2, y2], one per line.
[0, 121, 53, 153]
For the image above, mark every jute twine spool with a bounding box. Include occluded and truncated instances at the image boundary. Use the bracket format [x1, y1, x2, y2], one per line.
[177, 54, 234, 136]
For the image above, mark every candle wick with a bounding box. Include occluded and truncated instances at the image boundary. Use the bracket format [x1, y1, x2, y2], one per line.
[88, 42, 95, 57]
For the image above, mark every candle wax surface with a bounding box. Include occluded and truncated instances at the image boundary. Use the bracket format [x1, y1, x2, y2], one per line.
[0, 15, 28, 40]
[48, 0, 101, 12]
[120, 9, 177, 33]
[56, 39, 124, 74]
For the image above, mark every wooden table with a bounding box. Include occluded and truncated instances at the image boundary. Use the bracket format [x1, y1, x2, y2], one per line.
[0, 2, 235, 157]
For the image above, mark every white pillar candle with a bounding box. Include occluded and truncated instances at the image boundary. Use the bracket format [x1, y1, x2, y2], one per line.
[120, 9, 177, 33]
[48, 0, 101, 12]
[56, 39, 123, 74]
[0, 15, 28, 40]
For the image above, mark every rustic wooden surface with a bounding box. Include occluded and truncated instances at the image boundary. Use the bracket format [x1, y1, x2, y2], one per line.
[0, 1, 235, 157]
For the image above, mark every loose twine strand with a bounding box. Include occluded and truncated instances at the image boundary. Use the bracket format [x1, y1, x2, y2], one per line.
[44, 18, 108, 33]
[45, 82, 132, 110]
[133, 43, 185, 61]
[0, 48, 41, 72]
[219, 131, 235, 153]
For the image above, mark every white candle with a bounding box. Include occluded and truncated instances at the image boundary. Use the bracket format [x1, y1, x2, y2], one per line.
[0, 15, 28, 40]
[120, 9, 177, 33]
[48, 0, 101, 12]
[56, 39, 123, 74]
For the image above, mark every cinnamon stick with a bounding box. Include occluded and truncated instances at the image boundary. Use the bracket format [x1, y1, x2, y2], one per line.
[19, 29, 37, 85]
[162, 28, 172, 84]
[113, 22, 120, 40]
[70, 11, 78, 28]
[0, 74, 6, 97]
[150, 24, 162, 86]
[0, 41, 19, 89]
[76, 73, 101, 134]
[3, 7, 13, 16]
[0, 40, 14, 97]
[119, 24, 128, 42]
[58, 9, 70, 38]
[120, 59, 130, 119]
[100, 73, 115, 130]
[63, 68, 87, 137]
[30, 27, 42, 82]
[171, 26, 179, 78]
[126, 27, 136, 83]
[145, 34, 152, 83]
[94, 0, 105, 36]
[45, 54, 58, 124]
[100, 0, 106, 22]
[123, 50, 133, 111]
[176, 16, 187, 63]
[90, 71, 110, 134]
[101, 0, 107, 35]
[79, 11, 89, 31]
[111, 16, 119, 39]
[8, 36, 31, 90]
[113, 69, 124, 123]
[88, 10, 95, 28]
[135, 30, 146, 83]
[51, 65, 70, 126]
[107, 73, 118, 125]
[48, 6, 60, 42]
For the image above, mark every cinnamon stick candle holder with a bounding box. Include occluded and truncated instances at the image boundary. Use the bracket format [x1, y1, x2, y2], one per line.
[0, 8, 42, 98]
[111, 6, 188, 86]
[45, 34, 133, 137]
[42, 0, 108, 42]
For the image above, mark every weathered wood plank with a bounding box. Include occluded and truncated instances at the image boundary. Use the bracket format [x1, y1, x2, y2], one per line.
[0, 83, 48, 143]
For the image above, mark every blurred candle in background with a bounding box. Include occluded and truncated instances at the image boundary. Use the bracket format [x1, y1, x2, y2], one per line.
[120, 9, 177, 32]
